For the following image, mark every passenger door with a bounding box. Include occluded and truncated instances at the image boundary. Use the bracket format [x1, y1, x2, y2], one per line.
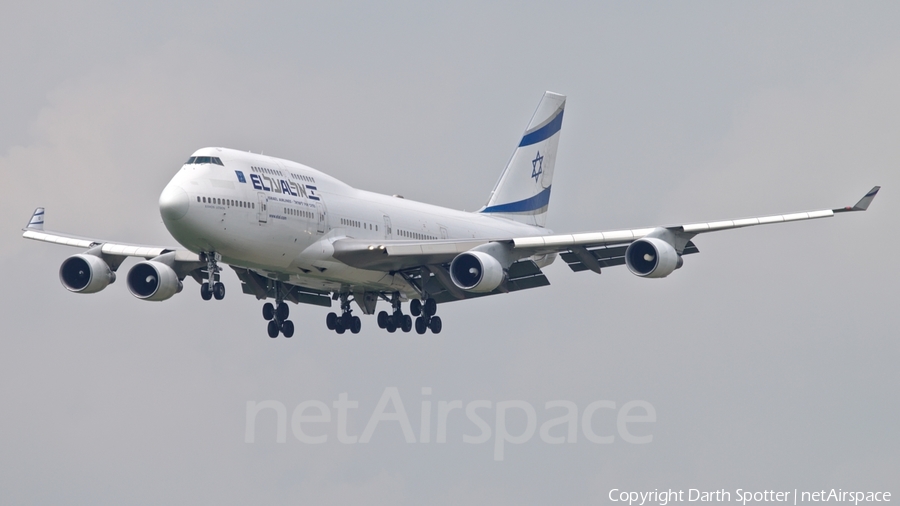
[257, 192, 268, 224]
[316, 202, 327, 234]
[383, 215, 393, 239]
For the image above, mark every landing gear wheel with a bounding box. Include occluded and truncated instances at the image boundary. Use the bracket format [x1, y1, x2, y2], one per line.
[429, 315, 442, 334]
[281, 320, 294, 338]
[386, 320, 397, 333]
[276, 302, 289, 321]
[335, 321, 346, 334]
[267, 320, 280, 338]
[377, 311, 389, 329]
[213, 282, 226, 300]
[415, 316, 427, 334]
[326, 312, 338, 330]
[424, 298, 437, 317]
[410, 299, 422, 317]
[200, 282, 213, 301]
[401, 314, 412, 333]
[262, 303, 275, 321]
[350, 316, 362, 334]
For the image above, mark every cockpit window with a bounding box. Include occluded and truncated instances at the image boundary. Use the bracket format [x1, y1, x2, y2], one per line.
[185, 156, 224, 166]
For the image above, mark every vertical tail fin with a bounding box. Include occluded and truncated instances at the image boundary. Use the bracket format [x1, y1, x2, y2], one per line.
[480, 91, 565, 227]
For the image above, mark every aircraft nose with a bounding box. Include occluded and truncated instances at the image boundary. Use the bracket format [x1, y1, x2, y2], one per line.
[159, 183, 190, 221]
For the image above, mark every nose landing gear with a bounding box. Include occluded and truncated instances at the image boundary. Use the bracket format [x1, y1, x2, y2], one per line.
[200, 252, 225, 301]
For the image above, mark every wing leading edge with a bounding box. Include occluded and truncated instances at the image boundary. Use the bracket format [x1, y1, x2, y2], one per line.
[22, 207, 199, 261]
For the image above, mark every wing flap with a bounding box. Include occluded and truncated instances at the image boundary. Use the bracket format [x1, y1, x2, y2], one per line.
[101, 243, 169, 258]
[332, 238, 490, 271]
[425, 259, 550, 303]
[560, 241, 700, 273]
[232, 266, 333, 307]
[23, 230, 95, 249]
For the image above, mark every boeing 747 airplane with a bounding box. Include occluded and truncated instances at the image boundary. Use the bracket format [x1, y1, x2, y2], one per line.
[22, 92, 880, 337]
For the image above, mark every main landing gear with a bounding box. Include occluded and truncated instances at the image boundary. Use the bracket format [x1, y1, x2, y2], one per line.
[376, 294, 441, 334]
[409, 296, 441, 334]
[200, 252, 225, 301]
[262, 282, 294, 338]
[325, 293, 361, 335]
[376, 292, 410, 333]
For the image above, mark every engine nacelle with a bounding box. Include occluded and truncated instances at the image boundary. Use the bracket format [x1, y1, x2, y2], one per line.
[59, 254, 116, 293]
[126, 261, 182, 301]
[449, 251, 505, 293]
[625, 237, 682, 278]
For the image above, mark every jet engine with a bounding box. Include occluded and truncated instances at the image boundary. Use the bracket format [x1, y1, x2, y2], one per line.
[624, 237, 683, 278]
[126, 261, 182, 301]
[59, 254, 116, 293]
[449, 251, 504, 293]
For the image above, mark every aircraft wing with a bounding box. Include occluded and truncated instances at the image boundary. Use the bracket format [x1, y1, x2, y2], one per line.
[511, 186, 880, 269]
[333, 186, 880, 276]
[21, 208, 203, 276]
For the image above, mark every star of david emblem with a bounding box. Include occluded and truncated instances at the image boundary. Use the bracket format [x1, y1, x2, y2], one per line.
[531, 151, 543, 182]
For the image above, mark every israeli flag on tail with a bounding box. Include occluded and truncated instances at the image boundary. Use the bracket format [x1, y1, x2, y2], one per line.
[480, 91, 565, 228]
[25, 207, 45, 231]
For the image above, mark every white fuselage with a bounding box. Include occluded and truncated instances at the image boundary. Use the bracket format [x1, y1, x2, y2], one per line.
[159, 148, 551, 296]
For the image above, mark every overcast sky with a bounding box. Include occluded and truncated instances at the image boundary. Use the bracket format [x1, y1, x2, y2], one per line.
[1, 2, 898, 504]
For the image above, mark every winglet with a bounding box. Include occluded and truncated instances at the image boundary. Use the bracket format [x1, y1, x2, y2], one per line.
[24, 207, 45, 231]
[834, 186, 880, 213]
